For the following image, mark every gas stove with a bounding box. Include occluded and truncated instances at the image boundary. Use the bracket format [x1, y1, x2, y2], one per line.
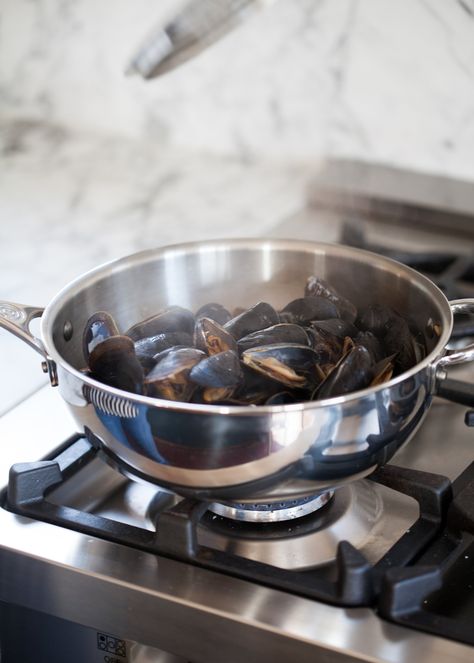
[1, 162, 474, 663]
[0, 386, 473, 663]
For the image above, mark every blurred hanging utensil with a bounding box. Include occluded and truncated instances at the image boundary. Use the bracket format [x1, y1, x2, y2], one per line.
[127, 0, 275, 80]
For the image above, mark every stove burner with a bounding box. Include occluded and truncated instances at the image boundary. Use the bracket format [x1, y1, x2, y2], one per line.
[201, 480, 418, 570]
[208, 491, 333, 523]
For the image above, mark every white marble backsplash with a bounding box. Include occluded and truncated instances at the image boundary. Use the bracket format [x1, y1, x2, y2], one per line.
[1, 0, 474, 179]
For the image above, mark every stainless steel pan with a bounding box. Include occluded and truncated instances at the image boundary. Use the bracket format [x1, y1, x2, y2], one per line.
[1, 239, 473, 503]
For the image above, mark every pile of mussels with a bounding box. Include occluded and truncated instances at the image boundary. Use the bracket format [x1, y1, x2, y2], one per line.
[82, 277, 427, 405]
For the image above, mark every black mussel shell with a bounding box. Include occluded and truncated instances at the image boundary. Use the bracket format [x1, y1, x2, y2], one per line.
[304, 276, 357, 322]
[316, 345, 373, 399]
[88, 335, 144, 394]
[242, 343, 320, 389]
[134, 332, 193, 371]
[189, 350, 243, 388]
[355, 330, 384, 363]
[383, 318, 418, 373]
[265, 391, 299, 405]
[280, 296, 339, 325]
[306, 327, 342, 365]
[370, 356, 395, 386]
[83, 311, 120, 362]
[194, 317, 237, 355]
[195, 302, 232, 326]
[152, 345, 191, 366]
[224, 302, 279, 340]
[311, 318, 358, 340]
[144, 347, 205, 401]
[356, 304, 398, 337]
[237, 323, 309, 354]
[230, 365, 282, 405]
[125, 306, 195, 342]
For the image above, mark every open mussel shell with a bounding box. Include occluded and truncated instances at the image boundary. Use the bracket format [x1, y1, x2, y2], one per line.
[237, 323, 310, 354]
[144, 347, 205, 401]
[83, 311, 120, 362]
[195, 302, 232, 326]
[189, 350, 243, 388]
[370, 355, 395, 387]
[88, 335, 144, 394]
[316, 345, 373, 399]
[194, 317, 237, 356]
[242, 343, 321, 389]
[134, 331, 193, 371]
[304, 276, 358, 322]
[224, 302, 279, 340]
[280, 296, 339, 325]
[125, 306, 195, 342]
[189, 350, 243, 403]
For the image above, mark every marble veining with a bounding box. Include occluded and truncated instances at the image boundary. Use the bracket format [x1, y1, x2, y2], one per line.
[1, 1, 474, 178]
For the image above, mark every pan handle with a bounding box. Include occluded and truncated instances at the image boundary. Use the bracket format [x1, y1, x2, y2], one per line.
[0, 301, 46, 355]
[0, 301, 57, 385]
[436, 299, 474, 369]
[433, 299, 474, 407]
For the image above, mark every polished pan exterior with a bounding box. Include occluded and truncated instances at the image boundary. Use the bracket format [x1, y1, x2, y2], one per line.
[1, 239, 473, 503]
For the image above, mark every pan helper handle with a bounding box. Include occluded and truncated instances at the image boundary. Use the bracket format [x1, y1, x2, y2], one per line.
[437, 299, 474, 368]
[0, 300, 57, 385]
[434, 299, 474, 407]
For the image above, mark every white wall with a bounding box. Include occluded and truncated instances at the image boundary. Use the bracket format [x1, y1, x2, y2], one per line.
[1, 0, 474, 178]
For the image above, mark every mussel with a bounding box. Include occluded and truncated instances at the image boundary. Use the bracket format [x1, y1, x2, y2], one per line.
[144, 347, 205, 401]
[242, 344, 320, 389]
[370, 356, 395, 386]
[224, 302, 279, 340]
[189, 350, 243, 403]
[305, 327, 342, 367]
[88, 335, 144, 394]
[356, 304, 397, 336]
[126, 306, 195, 342]
[237, 323, 309, 354]
[230, 365, 282, 405]
[195, 302, 232, 326]
[383, 317, 418, 373]
[355, 330, 384, 363]
[134, 331, 193, 371]
[304, 276, 357, 322]
[316, 345, 373, 399]
[194, 317, 237, 356]
[265, 391, 299, 405]
[311, 318, 358, 340]
[83, 311, 120, 362]
[280, 296, 339, 325]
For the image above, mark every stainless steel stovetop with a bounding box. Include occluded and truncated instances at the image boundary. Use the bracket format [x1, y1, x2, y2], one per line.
[0, 381, 473, 663]
[0, 162, 473, 663]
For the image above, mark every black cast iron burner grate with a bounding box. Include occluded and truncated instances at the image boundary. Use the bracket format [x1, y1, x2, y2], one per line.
[3, 431, 474, 646]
